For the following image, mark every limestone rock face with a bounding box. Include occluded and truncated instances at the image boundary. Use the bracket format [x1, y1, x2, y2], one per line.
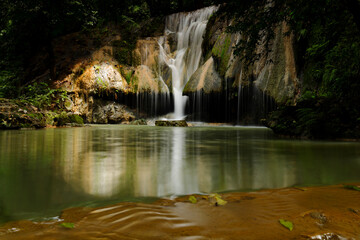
[201, 15, 300, 103]
[72, 62, 129, 94]
[184, 57, 223, 94]
[134, 38, 160, 72]
[134, 65, 170, 94]
[252, 23, 299, 103]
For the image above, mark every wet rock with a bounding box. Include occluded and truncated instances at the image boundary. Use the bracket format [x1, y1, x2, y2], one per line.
[54, 112, 84, 126]
[155, 120, 188, 127]
[92, 101, 136, 124]
[307, 232, 346, 240]
[129, 119, 147, 125]
[309, 212, 328, 225]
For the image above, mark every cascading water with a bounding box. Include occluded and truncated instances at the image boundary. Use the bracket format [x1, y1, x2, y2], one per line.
[158, 6, 218, 119]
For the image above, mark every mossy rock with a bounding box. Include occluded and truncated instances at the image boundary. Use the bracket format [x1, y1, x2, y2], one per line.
[211, 34, 232, 77]
[130, 119, 147, 125]
[0, 111, 46, 129]
[55, 112, 84, 126]
[69, 114, 84, 125]
[155, 120, 188, 127]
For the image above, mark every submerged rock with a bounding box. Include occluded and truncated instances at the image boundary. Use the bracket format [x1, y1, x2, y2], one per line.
[155, 120, 188, 127]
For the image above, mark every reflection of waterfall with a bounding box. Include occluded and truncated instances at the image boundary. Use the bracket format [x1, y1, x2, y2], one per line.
[58, 126, 298, 197]
[170, 128, 185, 194]
[158, 6, 218, 119]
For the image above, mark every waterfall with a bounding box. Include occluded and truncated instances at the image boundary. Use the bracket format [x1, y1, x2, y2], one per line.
[159, 6, 218, 119]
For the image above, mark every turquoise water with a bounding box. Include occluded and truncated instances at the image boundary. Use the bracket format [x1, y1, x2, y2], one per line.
[0, 125, 360, 223]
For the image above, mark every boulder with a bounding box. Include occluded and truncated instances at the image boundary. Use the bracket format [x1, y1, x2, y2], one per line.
[92, 101, 136, 124]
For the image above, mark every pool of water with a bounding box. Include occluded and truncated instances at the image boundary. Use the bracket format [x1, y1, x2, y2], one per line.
[1, 125, 360, 223]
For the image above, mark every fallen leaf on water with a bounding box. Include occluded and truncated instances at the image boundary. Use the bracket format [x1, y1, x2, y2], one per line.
[189, 195, 197, 204]
[279, 219, 293, 231]
[60, 222, 75, 229]
[210, 193, 227, 206]
[343, 185, 360, 191]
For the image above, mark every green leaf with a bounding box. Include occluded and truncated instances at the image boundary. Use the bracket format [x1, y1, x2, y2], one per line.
[189, 196, 197, 204]
[344, 185, 360, 191]
[279, 219, 293, 231]
[210, 193, 227, 206]
[60, 222, 75, 229]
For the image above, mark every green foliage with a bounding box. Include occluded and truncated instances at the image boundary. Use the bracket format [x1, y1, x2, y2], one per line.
[69, 114, 84, 125]
[279, 219, 293, 231]
[19, 82, 68, 110]
[55, 112, 71, 126]
[125, 72, 133, 84]
[266, 90, 360, 139]
[0, 70, 18, 98]
[113, 40, 137, 66]
[212, 34, 232, 76]
[189, 196, 197, 204]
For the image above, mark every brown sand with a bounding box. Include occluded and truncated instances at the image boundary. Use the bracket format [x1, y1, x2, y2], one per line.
[1, 184, 360, 239]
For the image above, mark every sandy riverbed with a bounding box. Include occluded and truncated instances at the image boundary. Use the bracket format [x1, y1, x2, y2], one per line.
[1, 184, 360, 239]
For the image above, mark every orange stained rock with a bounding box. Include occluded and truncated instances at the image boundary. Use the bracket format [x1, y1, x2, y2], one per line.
[1, 184, 360, 239]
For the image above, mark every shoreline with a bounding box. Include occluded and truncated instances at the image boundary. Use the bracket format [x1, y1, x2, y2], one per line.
[1, 183, 360, 239]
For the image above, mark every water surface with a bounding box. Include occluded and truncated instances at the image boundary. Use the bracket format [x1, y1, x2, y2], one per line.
[0, 125, 359, 223]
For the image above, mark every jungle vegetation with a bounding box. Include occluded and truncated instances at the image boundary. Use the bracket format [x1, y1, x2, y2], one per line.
[222, 0, 360, 138]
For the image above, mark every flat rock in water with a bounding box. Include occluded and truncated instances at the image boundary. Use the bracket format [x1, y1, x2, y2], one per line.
[155, 120, 188, 127]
